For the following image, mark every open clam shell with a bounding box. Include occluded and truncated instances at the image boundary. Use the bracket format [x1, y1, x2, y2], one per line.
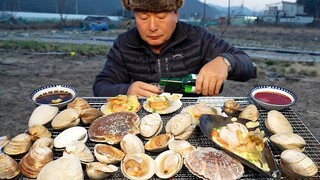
[199, 114, 280, 178]
[53, 126, 87, 149]
[94, 144, 125, 164]
[155, 150, 183, 179]
[86, 162, 118, 180]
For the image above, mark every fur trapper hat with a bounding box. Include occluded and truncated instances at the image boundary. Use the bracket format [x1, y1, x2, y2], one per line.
[121, 0, 184, 12]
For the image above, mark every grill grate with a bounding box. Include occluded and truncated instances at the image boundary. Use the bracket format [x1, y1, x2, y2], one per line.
[26, 97, 320, 179]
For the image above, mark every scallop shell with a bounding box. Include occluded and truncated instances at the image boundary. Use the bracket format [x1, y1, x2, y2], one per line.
[270, 133, 306, 152]
[94, 144, 125, 164]
[86, 162, 118, 180]
[145, 133, 174, 152]
[280, 149, 318, 177]
[168, 140, 196, 158]
[67, 97, 91, 112]
[19, 146, 53, 178]
[166, 113, 192, 136]
[51, 108, 80, 130]
[30, 137, 54, 151]
[80, 108, 104, 124]
[3, 133, 32, 155]
[37, 154, 84, 180]
[139, 113, 163, 140]
[121, 153, 156, 180]
[155, 150, 183, 179]
[143, 93, 183, 114]
[120, 134, 145, 154]
[101, 95, 141, 115]
[239, 104, 259, 122]
[28, 125, 52, 142]
[63, 141, 94, 163]
[266, 110, 293, 134]
[53, 126, 87, 149]
[184, 147, 244, 180]
[28, 105, 59, 127]
[0, 153, 20, 179]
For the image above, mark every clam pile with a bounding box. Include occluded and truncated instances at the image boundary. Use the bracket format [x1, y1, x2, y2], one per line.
[1, 96, 319, 179]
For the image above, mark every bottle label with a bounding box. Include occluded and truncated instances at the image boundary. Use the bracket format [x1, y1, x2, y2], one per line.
[184, 85, 196, 93]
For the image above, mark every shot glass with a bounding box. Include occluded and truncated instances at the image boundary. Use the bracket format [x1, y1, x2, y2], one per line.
[150, 83, 165, 94]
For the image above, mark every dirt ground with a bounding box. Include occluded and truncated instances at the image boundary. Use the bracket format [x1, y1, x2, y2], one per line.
[0, 26, 320, 141]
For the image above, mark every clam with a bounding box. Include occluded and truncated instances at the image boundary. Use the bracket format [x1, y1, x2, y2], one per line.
[174, 124, 196, 140]
[30, 137, 54, 151]
[51, 108, 80, 130]
[67, 97, 91, 113]
[139, 113, 163, 140]
[63, 141, 94, 163]
[121, 153, 156, 180]
[3, 133, 32, 155]
[166, 112, 192, 136]
[155, 150, 183, 179]
[27, 125, 52, 142]
[86, 162, 118, 180]
[94, 144, 125, 164]
[239, 104, 259, 121]
[270, 133, 306, 152]
[19, 146, 53, 178]
[145, 133, 174, 152]
[182, 103, 222, 125]
[0, 153, 20, 179]
[184, 147, 244, 180]
[80, 108, 104, 124]
[266, 110, 293, 134]
[120, 134, 145, 154]
[37, 154, 83, 180]
[28, 105, 59, 127]
[223, 99, 243, 115]
[280, 149, 318, 177]
[53, 126, 87, 149]
[168, 140, 196, 158]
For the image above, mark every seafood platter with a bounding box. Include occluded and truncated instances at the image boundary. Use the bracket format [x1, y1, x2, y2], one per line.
[1, 93, 320, 180]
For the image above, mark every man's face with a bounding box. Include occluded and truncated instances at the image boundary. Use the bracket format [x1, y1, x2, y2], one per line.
[134, 10, 178, 52]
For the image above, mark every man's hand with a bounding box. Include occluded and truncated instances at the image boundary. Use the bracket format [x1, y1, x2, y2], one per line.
[196, 56, 229, 96]
[127, 81, 161, 97]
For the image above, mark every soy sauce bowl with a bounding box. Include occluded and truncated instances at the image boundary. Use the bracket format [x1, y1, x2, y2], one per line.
[249, 85, 297, 111]
[30, 85, 77, 109]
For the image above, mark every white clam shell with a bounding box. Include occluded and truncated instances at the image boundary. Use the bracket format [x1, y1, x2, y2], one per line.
[239, 104, 259, 122]
[174, 124, 196, 141]
[270, 133, 306, 152]
[86, 162, 118, 180]
[94, 144, 125, 164]
[63, 141, 94, 163]
[28, 105, 59, 127]
[166, 113, 192, 136]
[3, 133, 32, 155]
[168, 140, 196, 158]
[53, 126, 87, 149]
[266, 110, 293, 134]
[155, 150, 183, 179]
[30, 137, 54, 151]
[0, 153, 20, 179]
[145, 133, 174, 152]
[120, 134, 145, 154]
[139, 113, 163, 139]
[51, 108, 80, 130]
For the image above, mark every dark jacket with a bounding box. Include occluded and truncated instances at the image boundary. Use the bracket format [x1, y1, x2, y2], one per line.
[93, 21, 256, 97]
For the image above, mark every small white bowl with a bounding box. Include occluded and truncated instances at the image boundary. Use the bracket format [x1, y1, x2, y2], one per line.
[30, 85, 77, 108]
[249, 85, 297, 110]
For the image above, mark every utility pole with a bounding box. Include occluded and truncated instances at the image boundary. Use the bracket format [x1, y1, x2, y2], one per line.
[227, 0, 231, 25]
[202, 0, 206, 26]
[75, 0, 78, 14]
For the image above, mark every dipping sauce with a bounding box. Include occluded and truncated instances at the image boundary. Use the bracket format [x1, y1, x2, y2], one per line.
[36, 90, 73, 104]
[254, 92, 292, 105]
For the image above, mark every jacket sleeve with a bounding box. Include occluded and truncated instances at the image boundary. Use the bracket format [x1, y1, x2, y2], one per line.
[93, 37, 131, 97]
[200, 29, 256, 81]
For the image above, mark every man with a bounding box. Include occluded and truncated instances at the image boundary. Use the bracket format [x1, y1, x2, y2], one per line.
[93, 0, 256, 97]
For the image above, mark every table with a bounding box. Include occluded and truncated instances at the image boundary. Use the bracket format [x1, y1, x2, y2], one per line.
[47, 97, 320, 179]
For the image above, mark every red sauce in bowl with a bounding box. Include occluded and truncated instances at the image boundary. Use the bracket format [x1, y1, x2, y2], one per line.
[254, 92, 292, 105]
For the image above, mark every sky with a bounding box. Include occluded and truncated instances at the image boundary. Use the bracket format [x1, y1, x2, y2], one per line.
[205, 0, 297, 11]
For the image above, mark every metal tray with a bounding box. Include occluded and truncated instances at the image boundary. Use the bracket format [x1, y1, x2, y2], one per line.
[26, 97, 320, 179]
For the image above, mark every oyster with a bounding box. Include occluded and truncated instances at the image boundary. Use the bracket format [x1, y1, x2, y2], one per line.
[120, 134, 145, 154]
[3, 133, 32, 155]
[101, 95, 140, 115]
[88, 112, 140, 144]
[94, 144, 125, 164]
[266, 110, 293, 134]
[30, 137, 54, 151]
[145, 133, 174, 152]
[155, 150, 183, 179]
[223, 99, 243, 115]
[67, 97, 91, 112]
[121, 153, 156, 180]
[184, 147, 244, 180]
[28, 105, 59, 127]
[280, 149, 318, 177]
[63, 141, 94, 163]
[139, 113, 163, 140]
[37, 154, 83, 180]
[80, 108, 104, 124]
[0, 153, 20, 179]
[51, 108, 80, 130]
[19, 146, 53, 178]
[270, 133, 306, 152]
[86, 162, 118, 180]
[53, 126, 87, 149]
[239, 104, 259, 121]
[168, 140, 196, 158]
[182, 103, 222, 125]
[27, 125, 52, 142]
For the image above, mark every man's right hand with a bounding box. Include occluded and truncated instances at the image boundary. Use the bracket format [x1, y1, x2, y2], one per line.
[127, 81, 162, 97]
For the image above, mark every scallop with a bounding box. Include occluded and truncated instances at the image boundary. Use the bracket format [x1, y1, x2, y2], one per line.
[53, 126, 87, 149]
[28, 105, 59, 127]
[94, 144, 125, 164]
[121, 153, 156, 180]
[51, 108, 80, 130]
[3, 133, 32, 155]
[239, 104, 259, 121]
[0, 153, 20, 179]
[280, 149, 318, 177]
[86, 162, 118, 180]
[270, 133, 306, 152]
[145, 133, 174, 152]
[155, 150, 183, 179]
[120, 134, 145, 154]
[266, 110, 293, 134]
[28, 125, 52, 142]
[63, 141, 94, 163]
[168, 140, 196, 158]
[139, 113, 163, 140]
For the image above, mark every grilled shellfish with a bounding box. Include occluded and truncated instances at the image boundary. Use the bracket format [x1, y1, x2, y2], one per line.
[86, 162, 118, 180]
[28, 105, 58, 127]
[3, 133, 32, 155]
[139, 113, 163, 140]
[266, 110, 293, 134]
[155, 150, 183, 179]
[270, 133, 306, 152]
[94, 144, 125, 164]
[0, 153, 20, 179]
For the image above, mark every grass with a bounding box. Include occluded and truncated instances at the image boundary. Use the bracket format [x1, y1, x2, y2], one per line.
[0, 40, 109, 57]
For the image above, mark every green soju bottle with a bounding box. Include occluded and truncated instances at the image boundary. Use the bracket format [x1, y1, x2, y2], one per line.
[159, 74, 197, 93]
